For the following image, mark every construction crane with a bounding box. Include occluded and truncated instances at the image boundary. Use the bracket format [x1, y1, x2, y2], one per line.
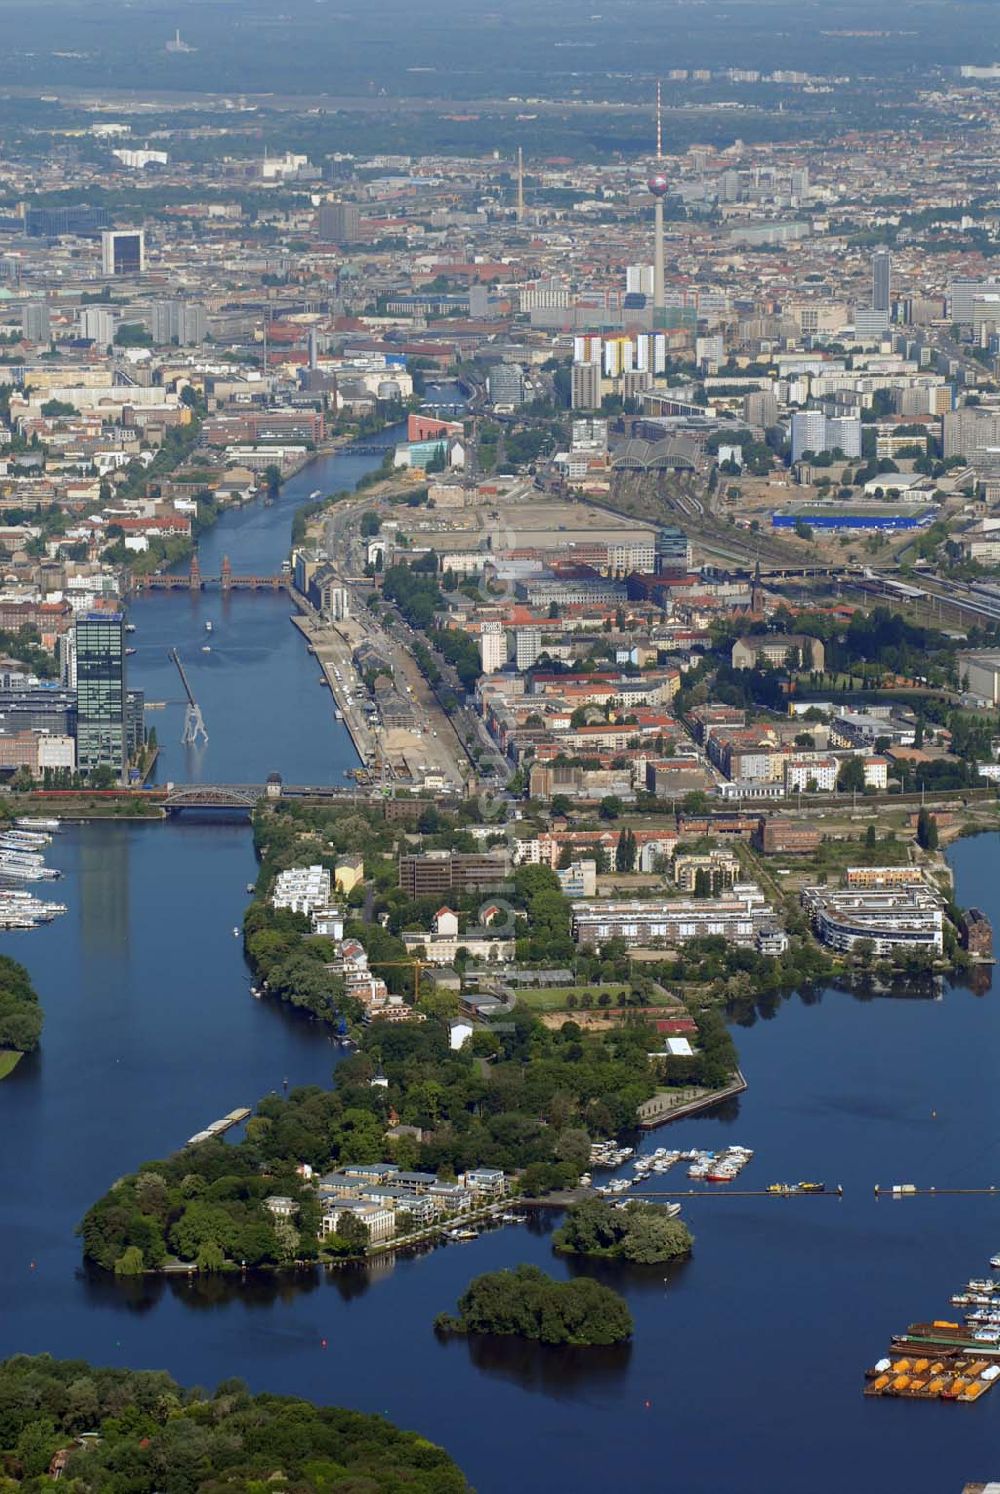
[168, 647, 208, 746]
[368, 957, 426, 1002]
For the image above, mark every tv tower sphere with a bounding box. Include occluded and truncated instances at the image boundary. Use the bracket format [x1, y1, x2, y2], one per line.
[647, 173, 669, 198]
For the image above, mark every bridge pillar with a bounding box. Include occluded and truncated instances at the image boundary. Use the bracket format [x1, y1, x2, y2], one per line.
[189, 553, 202, 590]
[221, 555, 232, 593]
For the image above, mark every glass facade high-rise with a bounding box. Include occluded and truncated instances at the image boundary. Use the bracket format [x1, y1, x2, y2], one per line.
[101, 229, 145, 276]
[75, 612, 127, 782]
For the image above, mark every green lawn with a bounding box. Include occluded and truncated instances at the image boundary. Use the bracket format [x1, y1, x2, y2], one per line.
[514, 985, 630, 1011]
[0, 1050, 23, 1080]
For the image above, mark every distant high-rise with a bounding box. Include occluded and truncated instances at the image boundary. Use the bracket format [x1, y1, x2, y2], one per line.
[872, 249, 891, 314]
[75, 612, 127, 783]
[78, 305, 116, 346]
[151, 299, 206, 345]
[165, 28, 196, 53]
[790, 410, 828, 465]
[626, 265, 654, 297]
[101, 229, 145, 276]
[571, 361, 602, 411]
[515, 629, 542, 671]
[317, 200, 361, 244]
[744, 390, 779, 429]
[791, 410, 861, 463]
[943, 406, 1000, 464]
[20, 300, 50, 343]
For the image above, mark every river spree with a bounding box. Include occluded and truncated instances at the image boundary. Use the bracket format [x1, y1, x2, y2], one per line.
[0, 450, 998, 1492]
[129, 439, 390, 785]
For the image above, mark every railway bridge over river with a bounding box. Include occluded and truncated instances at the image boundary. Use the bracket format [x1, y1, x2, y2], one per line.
[162, 780, 362, 813]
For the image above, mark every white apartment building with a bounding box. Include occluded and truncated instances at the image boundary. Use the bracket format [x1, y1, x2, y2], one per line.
[480, 621, 507, 674]
[271, 864, 332, 915]
[784, 755, 838, 792]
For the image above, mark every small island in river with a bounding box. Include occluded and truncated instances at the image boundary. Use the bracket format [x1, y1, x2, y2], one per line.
[435, 1264, 634, 1346]
[554, 1198, 694, 1264]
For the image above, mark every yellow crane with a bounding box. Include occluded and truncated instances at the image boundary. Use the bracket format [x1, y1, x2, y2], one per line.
[368, 957, 427, 1003]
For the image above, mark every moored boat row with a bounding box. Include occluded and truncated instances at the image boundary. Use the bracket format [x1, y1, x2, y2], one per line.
[0, 889, 67, 928]
[864, 1252, 1000, 1402]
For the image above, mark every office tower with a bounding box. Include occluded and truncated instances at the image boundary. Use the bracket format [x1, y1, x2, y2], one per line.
[720, 169, 741, 202]
[20, 300, 50, 343]
[948, 276, 1000, 326]
[151, 299, 206, 345]
[78, 305, 116, 346]
[647, 81, 668, 318]
[480, 621, 507, 674]
[75, 612, 127, 782]
[101, 229, 145, 276]
[655, 525, 691, 571]
[317, 200, 361, 244]
[488, 363, 525, 408]
[571, 361, 602, 410]
[872, 249, 891, 314]
[25, 204, 110, 238]
[855, 307, 890, 338]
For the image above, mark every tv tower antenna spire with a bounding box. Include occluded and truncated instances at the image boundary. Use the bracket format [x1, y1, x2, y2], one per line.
[656, 78, 663, 161]
[647, 80, 668, 315]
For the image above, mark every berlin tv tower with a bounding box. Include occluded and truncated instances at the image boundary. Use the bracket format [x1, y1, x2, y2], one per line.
[647, 80, 668, 318]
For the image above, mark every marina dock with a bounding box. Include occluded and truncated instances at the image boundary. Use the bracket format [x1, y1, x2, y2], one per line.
[185, 1107, 251, 1147]
[874, 1185, 1000, 1196]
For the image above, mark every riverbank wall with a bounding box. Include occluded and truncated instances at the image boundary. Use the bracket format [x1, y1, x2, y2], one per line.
[638, 1070, 748, 1130]
[287, 603, 370, 768]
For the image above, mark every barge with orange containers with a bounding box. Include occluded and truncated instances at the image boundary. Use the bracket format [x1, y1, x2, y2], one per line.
[865, 1315, 1000, 1403]
[864, 1353, 999, 1403]
[864, 1246, 1000, 1404]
